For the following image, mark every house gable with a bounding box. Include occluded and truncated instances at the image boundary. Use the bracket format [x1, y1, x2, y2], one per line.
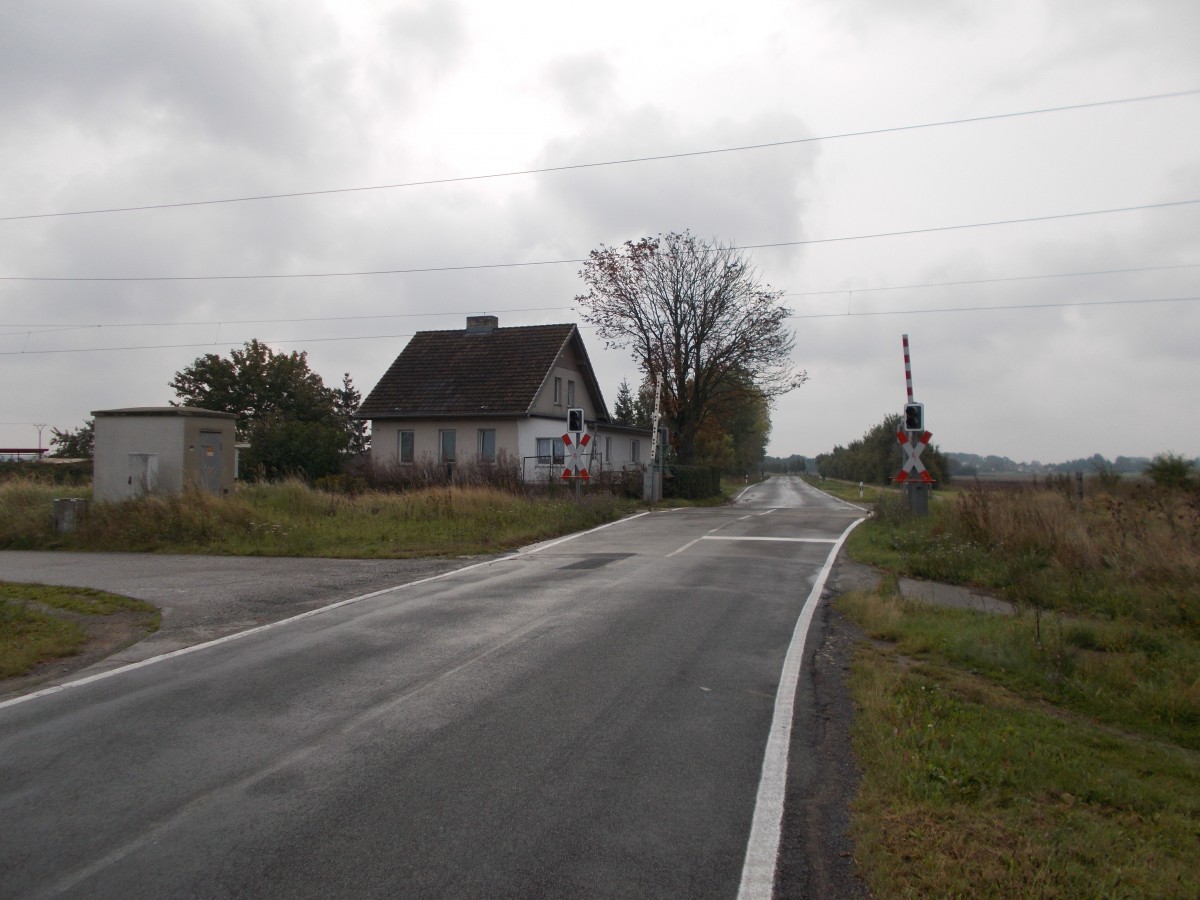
[358, 318, 610, 423]
[359, 317, 621, 475]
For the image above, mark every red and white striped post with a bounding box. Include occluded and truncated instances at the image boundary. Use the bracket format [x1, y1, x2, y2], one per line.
[899, 333, 930, 516]
[902, 333, 914, 404]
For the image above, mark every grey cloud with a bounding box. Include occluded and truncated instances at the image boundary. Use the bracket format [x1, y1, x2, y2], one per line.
[519, 108, 820, 254]
[543, 54, 616, 116]
[0, 2, 345, 154]
[383, 1, 467, 73]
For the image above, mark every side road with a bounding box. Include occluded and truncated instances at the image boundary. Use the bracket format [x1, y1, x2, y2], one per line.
[0, 551, 493, 691]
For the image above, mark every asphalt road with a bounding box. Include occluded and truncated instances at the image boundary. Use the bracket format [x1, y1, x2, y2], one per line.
[0, 476, 866, 898]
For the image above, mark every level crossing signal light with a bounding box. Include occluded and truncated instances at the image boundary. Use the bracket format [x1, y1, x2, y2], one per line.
[903, 402, 924, 432]
[567, 407, 585, 432]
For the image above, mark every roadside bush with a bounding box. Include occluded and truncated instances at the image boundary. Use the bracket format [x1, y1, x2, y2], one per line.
[368, 451, 523, 493]
[1144, 452, 1196, 490]
[0, 461, 92, 485]
[664, 465, 722, 499]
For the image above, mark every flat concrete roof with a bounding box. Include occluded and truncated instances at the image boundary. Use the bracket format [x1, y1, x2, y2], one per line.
[91, 406, 238, 420]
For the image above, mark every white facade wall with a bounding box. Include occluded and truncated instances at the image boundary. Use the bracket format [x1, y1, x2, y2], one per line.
[371, 419, 521, 471]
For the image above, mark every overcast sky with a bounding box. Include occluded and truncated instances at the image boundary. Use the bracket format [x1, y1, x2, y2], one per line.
[2, 0, 1197, 464]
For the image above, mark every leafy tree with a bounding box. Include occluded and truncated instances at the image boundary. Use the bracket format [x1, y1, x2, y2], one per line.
[1144, 452, 1195, 489]
[576, 231, 806, 464]
[169, 339, 333, 439]
[169, 339, 360, 480]
[49, 420, 94, 458]
[694, 375, 771, 473]
[762, 454, 809, 474]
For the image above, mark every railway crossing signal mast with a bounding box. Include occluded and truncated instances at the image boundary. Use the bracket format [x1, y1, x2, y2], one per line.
[897, 334, 932, 516]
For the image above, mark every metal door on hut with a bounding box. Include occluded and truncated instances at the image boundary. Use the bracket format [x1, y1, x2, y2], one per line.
[198, 432, 222, 494]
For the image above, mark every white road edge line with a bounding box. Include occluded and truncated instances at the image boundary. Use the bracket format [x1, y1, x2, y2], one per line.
[700, 536, 838, 544]
[737, 515, 866, 900]
[804, 480, 870, 513]
[0, 511, 653, 712]
[520, 510, 651, 555]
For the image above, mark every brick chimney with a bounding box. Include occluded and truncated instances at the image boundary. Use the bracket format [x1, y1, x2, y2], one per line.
[465, 315, 498, 334]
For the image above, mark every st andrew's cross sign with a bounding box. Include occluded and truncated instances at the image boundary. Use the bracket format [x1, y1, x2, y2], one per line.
[895, 429, 935, 484]
[561, 431, 591, 480]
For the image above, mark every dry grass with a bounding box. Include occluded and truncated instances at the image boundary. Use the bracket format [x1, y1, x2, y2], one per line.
[0, 476, 639, 557]
[956, 483, 1200, 588]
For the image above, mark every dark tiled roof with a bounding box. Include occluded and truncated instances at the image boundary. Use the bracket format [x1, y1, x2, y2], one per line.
[358, 323, 591, 419]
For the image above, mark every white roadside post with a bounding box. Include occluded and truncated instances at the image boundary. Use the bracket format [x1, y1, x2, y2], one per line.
[644, 377, 662, 502]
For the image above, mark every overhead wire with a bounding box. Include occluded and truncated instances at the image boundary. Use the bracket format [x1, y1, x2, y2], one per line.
[782, 262, 1200, 297]
[2, 89, 1195, 223]
[4, 295, 1198, 356]
[0, 304, 577, 335]
[3, 198, 1197, 283]
[3, 262, 1196, 334]
[786, 295, 1200, 319]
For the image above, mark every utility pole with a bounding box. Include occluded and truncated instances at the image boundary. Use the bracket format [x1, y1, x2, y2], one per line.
[34, 423, 47, 458]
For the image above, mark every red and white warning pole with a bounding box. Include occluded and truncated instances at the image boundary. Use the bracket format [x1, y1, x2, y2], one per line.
[902, 333, 914, 404]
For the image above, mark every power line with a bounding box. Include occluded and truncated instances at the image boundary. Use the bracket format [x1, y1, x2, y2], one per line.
[0, 257, 582, 282]
[4, 295, 1196, 356]
[737, 199, 1200, 253]
[784, 262, 1200, 297]
[0, 304, 576, 335]
[786, 295, 1200, 319]
[5, 261, 1196, 335]
[0, 332, 419, 356]
[2, 89, 1195, 223]
[4, 198, 1196, 283]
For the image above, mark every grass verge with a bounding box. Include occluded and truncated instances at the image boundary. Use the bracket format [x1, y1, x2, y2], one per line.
[1, 582, 161, 678]
[838, 479, 1200, 896]
[0, 477, 643, 557]
[847, 634, 1198, 898]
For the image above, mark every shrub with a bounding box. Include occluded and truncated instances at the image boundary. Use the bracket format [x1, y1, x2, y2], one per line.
[664, 465, 722, 499]
[1144, 452, 1195, 490]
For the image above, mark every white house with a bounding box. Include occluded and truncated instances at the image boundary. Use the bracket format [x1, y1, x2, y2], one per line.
[357, 316, 650, 481]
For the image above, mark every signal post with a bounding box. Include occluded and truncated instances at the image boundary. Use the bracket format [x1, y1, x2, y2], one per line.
[897, 334, 932, 516]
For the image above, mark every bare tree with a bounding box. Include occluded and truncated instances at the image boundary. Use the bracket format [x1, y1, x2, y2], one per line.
[576, 231, 806, 464]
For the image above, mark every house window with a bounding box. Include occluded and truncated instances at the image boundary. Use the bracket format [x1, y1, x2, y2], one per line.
[553, 377, 563, 405]
[439, 429, 456, 463]
[604, 436, 611, 464]
[536, 437, 565, 465]
[398, 430, 414, 464]
[567, 380, 575, 407]
[478, 429, 496, 461]
[631, 439, 641, 463]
